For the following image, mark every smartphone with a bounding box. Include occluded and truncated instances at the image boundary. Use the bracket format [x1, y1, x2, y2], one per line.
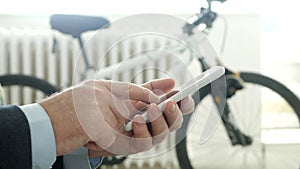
[124, 66, 225, 131]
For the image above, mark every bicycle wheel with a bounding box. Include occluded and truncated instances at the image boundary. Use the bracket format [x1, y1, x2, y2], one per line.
[0, 74, 59, 104]
[176, 72, 300, 169]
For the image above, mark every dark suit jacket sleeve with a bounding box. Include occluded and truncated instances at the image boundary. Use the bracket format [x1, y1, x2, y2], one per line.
[0, 105, 64, 169]
[0, 105, 32, 169]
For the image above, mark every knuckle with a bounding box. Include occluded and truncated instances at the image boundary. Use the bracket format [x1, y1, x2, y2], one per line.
[94, 88, 105, 96]
[128, 83, 134, 92]
[142, 88, 152, 100]
[84, 80, 105, 90]
[152, 121, 168, 136]
[169, 114, 183, 131]
[142, 88, 150, 95]
[84, 79, 98, 85]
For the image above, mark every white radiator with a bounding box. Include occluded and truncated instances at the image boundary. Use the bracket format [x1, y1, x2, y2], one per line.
[0, 27, 191, 169]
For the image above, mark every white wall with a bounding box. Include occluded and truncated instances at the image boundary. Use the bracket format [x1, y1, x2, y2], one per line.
[0, 14, 262, 73]
[207, 14, 261, 71]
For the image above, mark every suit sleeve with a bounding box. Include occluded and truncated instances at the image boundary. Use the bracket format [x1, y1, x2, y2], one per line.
[0, 105, 32, 169]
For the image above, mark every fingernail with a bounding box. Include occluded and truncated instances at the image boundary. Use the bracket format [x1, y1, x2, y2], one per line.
[170, 102, 176, 113]
[181, 96, 190, 106]
[186, 96, 192, 103]
[134, 115, 145, 125]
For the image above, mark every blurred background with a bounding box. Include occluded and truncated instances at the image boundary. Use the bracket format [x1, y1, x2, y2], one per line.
[0, 0, 299, 94]
[0, 0, 299, 168]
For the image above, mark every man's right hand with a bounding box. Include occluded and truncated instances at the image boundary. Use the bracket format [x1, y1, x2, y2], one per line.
[85, 78, 194, 156]
[39, 79, 160, 156]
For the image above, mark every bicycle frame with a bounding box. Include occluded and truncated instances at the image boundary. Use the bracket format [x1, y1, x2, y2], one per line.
[92, 43, 194, 80]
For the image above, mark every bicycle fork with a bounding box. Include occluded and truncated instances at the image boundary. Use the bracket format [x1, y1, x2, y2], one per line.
[220, 101, 253, 146]
[213, 71, 253, 146]
[199, 57, 253, 146]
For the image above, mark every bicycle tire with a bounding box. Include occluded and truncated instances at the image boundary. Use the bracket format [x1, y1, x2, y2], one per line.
[0, 74, 58, 95]
[240, 72, 300, 120]
[175, 71, 300, 169]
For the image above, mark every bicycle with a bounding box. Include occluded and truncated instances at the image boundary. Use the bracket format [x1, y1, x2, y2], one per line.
[174, 0, 300, 169]
[0, 2, 299, 168]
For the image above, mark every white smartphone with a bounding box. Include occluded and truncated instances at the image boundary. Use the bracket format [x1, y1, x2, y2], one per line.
[124, 66, 225, 131]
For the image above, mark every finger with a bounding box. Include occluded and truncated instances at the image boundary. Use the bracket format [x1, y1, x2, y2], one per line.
[120, 100, 149, 122]
[130, 115, 153, 153]
[147, 104, 169, 145]
[131, 101, 148, 111]
[132, 115, 152, 138]
[163, 100, 183, 132]
[142, 78, 175, 94]
[160, 90, 179, 103]
[178, 96, 195, 115]
[123, 100, 148, 114]
[100, 80, 160, 103]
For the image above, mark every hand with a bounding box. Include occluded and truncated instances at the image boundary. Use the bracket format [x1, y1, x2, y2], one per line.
[86, 78, 195, 157]
[39, 79, 159, 156]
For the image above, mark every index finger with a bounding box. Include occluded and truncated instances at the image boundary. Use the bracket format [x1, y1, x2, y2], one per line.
[100, 80, 160, 104]
[142, 78, 175, 95]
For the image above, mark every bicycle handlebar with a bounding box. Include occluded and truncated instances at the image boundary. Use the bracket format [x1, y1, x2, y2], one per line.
[183, 0, 226, 35]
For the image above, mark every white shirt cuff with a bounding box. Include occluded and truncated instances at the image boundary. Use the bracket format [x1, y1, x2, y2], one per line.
[20, 103, 56, 169]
